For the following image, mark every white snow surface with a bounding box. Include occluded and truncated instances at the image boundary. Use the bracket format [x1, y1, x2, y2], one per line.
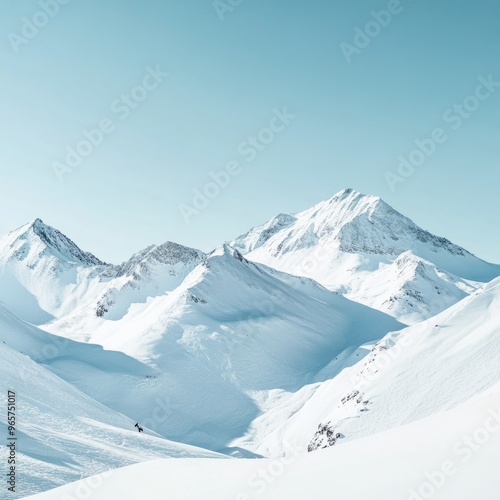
[27, 382, 500, 500]
[0, 306, 223, 498]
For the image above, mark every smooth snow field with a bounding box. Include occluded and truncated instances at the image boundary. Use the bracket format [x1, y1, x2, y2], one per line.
[26, 383, 500, 500]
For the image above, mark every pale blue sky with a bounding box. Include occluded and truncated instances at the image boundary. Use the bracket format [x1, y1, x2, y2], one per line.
[0, 0, 498, 263]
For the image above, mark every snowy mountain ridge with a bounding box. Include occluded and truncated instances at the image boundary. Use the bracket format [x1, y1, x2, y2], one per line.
[233, 189, 471, 259]
[2, 188, 496, 327]
[114, 241, 205, 279]
[232, 188, 500, 323]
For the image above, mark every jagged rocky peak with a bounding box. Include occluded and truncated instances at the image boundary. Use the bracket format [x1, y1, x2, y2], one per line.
[394, 251, 427, 271]
[230, 188, 493, 287]
[137, 241, 205, 266]
[307, 189, 469, 257]
[114, 241, 205, 278]
[10, 218, 104, 266]
[259, 212, 297, 239]
[265, 212, 297, 228]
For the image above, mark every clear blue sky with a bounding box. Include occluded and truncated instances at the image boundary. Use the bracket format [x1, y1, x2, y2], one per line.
[0, 0, 498, 263]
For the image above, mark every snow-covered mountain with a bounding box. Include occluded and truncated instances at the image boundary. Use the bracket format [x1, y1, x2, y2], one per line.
[0, 219, 205, 333]
[43, 243, 402, 455]
[342, 251, 475, 324]
[1, 197, 498, 499]
[93, 241, 205, 322]
[0, 218, 402, 461]
[231, 188, 500, 323]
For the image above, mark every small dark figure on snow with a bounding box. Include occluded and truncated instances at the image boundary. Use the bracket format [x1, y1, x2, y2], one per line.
[135, 423, 143, 433]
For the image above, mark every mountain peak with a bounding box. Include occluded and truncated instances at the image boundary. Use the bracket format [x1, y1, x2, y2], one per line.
[232, 189, 500, 290]
[8, 219, 105, 267]
[114, 241, 205, 278]
[331, 187, 359, 200]
[322, 188, 382, 212]
[13, 217, 48, 235]
[210, 243, 245, 261]
[202, 244, 250, 274]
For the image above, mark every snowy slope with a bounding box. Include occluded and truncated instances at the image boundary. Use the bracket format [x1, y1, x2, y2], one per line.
[249, 277, 500, 457]
[231, 189, 500, 323]
[0, 302, 172, 426]
[343, 251, 475, 324]
[27, 382, 500, 500]
[0, 307, 222, 499]
[40, 244, 402, 454]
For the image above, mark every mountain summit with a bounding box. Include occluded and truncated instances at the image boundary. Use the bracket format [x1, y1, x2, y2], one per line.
[231, 189, 500, 323]
[0, 219, 108, 323]
[235, 188, 469, 260]
[4, 218, 104, 266]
